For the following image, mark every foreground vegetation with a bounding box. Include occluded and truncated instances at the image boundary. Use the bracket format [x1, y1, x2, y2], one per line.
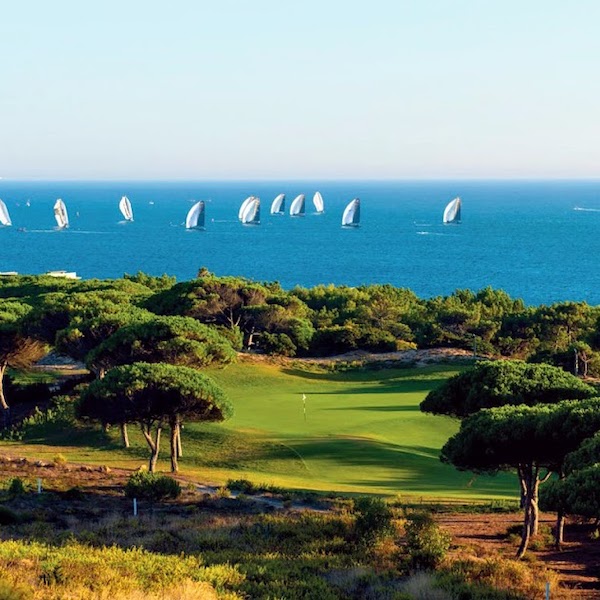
[1, 271, 600, 595]
[0, 461, 566, 600]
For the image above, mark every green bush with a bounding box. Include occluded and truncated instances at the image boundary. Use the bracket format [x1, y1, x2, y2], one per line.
[353, 496, 393, 545]
[404, 511, 451, 570]
[227, 479, 258, 494]
[7, 478, 26, 498]
[260, 332, 297, 357]
[124, 472, 181, 502]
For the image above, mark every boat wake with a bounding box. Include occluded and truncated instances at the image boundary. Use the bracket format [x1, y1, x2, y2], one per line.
[416, 231, 454, 236]
[574, 207, 600, 212]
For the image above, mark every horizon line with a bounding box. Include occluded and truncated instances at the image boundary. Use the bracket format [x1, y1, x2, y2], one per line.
[1, 176, 600, 183]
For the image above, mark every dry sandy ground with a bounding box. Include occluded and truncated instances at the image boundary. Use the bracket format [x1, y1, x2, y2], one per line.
[239, 346, 477, 367]
[439, 512, 600, 599]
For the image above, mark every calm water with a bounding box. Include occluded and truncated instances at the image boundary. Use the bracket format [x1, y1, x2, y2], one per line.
[1, 180, 600, 305]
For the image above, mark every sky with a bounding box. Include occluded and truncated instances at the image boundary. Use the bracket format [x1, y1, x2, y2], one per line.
[1, 1, 599, 180]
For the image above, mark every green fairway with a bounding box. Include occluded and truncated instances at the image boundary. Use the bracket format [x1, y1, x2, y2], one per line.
[4, 362, 518, 500]
[198, 362, 516, 499]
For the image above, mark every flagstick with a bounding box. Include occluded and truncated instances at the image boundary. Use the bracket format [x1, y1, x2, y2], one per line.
[302, 393, 307, 422]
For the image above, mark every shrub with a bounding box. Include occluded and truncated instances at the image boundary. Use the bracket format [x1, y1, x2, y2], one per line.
[52, 454, 67, 466]
[404, 512, 451, 570]
[124, 472, 181, 502]
[353, 496, 393, 545]
[260, 332, 297, 357]
[7, 478, 26, 498]
[227, 479, 257, 494]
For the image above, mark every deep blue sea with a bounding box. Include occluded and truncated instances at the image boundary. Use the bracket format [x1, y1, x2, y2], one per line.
[1, 180, 600, 305]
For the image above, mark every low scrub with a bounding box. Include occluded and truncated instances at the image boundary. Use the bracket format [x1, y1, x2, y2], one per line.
[404, 511, 451, 570]
[353, 496, 393, 546]
[124, 472, 181, 502]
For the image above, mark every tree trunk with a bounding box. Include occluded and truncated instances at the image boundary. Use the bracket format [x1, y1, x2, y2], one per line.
[140, 422, 162, 473]
[150, 427, 161, 472]
[516, 465, 534, 559]
[555, 470, 566, 549]
[530, 473, 540, 536]
[176, 422, 183, 458]
[556, 510, 565, 549]
[169, 417, 178, 473]
[0, 362, 9, 411]
[517, 503, 533, 559]
[120, 423, 130, 448]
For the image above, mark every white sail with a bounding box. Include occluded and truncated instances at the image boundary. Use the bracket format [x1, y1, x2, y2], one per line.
[270, 193, 285, 215]
[342, 198, 360, 227]
[289, 194, 305, 217]
[0, 200, 12, 226]
[119, 195, 134, 221]
[443, 197, 461, 224]
[241, 197, 260, 224]
[186, 201, 206, 229]
[238, 196, 255, 220]
[312, 191, 324, 213]
[53, 199, 69, 229]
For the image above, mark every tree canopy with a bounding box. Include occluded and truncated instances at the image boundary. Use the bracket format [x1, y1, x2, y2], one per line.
[420, 360, 595, 418]
[0, 300, 47, 411]
[86, 315, 236, 375]
[441, 398, 600, 557]
[78, 362, 232, 472]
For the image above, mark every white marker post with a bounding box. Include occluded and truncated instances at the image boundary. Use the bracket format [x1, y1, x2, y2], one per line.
[302, 393, 307, 422]
[133, 497, 138, 516]
[37, 478, 42, 494]
[545, 582, 550, 600]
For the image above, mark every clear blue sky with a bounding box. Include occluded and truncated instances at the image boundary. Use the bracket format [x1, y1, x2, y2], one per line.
[1, 1, 599, 179]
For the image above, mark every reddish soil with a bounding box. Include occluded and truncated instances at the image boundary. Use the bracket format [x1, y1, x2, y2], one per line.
[439, 512, 600, 599]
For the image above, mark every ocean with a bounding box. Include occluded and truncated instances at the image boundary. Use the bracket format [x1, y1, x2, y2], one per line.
[1, 179, 600, 306]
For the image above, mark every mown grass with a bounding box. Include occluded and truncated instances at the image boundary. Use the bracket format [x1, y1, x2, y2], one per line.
[3, 362, 516, 500]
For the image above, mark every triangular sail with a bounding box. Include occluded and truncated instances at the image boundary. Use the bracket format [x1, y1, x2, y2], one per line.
[342, 198, 360, 227]
[289, 194, 305, 216]
[443, 197, 461, 224]
[270, 193, 285, 214]
[312, 191, 324, 213]
[186, 201, 206, 229]
[0, 200, 12, 226]
[241, 197, 260, 224]
[53, 199, 69, 229]
[239, 196, 255, 220]
[119, 196, 134, 221]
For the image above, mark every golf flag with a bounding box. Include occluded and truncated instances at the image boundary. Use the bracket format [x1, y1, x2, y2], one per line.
[302, 393, 307, 421]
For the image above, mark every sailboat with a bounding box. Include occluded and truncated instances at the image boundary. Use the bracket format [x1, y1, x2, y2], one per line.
[186, 201, 206, 229]
[238, 196, 255, 220]
[341, 198, 360, 227]
[312, 191, 324, 213]
[241, 197, 260, 225]
[270, 193, 285, 215]
[443, 197, 461, 224]
[53, 199, 69, 229]
[289, 194, 305, 217]
[119, 195, 134, 221]
[0, 200, 12, 226]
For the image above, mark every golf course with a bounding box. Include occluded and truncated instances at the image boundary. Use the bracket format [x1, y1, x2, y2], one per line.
[6, 360, 516, 501]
